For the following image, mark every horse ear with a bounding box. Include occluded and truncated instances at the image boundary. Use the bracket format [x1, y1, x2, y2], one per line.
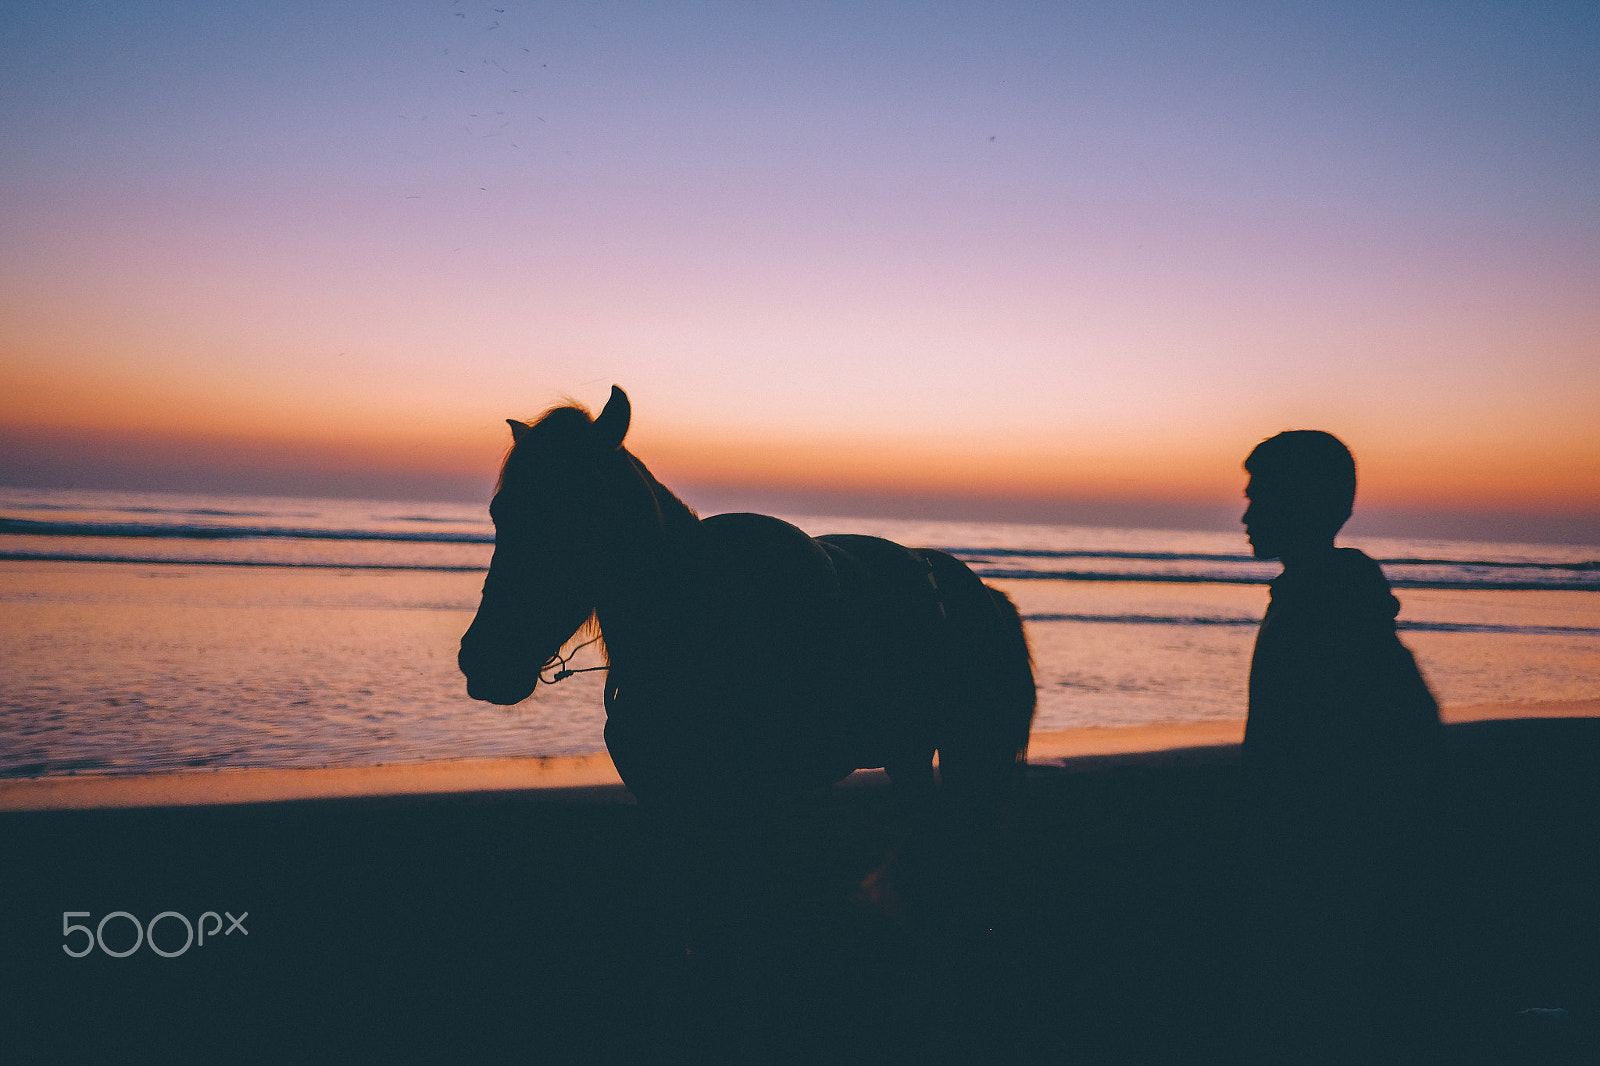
[507, 419, 531, 443]
[592, 386, 630, 450]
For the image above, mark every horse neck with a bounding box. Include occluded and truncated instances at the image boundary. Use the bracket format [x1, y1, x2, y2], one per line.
[593, 449, 698, 611]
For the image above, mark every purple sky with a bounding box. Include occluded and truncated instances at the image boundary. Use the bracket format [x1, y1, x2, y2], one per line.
[3, 2, 1597, 540]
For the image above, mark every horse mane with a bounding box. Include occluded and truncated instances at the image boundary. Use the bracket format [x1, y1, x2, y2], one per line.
[496, 399, 699, 536]
[618, 450, 701, 534]
[495, 402, 592, 494]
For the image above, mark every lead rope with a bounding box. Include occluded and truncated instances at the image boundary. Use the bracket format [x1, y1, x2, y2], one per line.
[540, 634, 607, 684]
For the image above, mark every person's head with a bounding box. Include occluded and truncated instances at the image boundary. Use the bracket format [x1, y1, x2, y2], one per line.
[1242, 430, 1356, 561]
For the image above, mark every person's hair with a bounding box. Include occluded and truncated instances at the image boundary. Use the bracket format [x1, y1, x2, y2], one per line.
[1244, 430, 1357, 529]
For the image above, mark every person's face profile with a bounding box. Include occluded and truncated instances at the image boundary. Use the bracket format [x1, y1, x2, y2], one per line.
[1243, 471, 1343, 562]
[1242, 475, 1294, 560]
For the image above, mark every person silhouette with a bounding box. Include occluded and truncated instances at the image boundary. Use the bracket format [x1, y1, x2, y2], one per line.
[1238, 430, 1445, 1061]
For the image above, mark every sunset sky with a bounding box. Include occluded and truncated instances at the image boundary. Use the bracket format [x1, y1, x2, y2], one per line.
[3, 2, 1597, 540]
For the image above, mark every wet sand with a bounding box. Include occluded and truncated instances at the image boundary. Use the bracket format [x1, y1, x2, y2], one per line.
[0, 751, 630, 811]
[3, 698, 1595, 812]
[5, 703, 1599, 1062]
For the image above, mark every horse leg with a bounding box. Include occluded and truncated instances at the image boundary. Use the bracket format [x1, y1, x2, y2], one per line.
[851, 744, 937, 920]
[637, 793, 784, 1056]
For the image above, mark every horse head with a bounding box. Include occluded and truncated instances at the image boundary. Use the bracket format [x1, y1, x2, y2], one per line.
[458, 386, 635, 705]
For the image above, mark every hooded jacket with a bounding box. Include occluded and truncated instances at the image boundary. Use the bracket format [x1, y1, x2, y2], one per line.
[1243, 547, 1442, 843]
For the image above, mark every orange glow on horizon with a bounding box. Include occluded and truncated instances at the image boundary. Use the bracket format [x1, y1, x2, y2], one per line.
[4, 365, 1595, 520]
[4, 355, 1595, 522]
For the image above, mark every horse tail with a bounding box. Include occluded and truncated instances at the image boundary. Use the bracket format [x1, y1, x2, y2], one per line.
[922, 553, 1037, 811]
[983, 584, 1037, 772]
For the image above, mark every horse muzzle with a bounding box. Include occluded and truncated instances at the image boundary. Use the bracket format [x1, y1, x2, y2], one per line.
[465, 674, 538, 706]
[458, 640, 540, 706]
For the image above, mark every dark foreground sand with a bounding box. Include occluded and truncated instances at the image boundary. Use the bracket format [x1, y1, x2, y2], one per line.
[5, 717, 1599, 1064]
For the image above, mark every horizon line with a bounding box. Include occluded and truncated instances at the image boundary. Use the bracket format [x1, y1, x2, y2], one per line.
[3, 471, 1597, 547]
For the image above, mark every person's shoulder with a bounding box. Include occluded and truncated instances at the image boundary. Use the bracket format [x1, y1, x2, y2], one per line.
[1328, 547, 1401, 620]
[1274, 547, 1396, 614]
[1330, 546, 1385, 580]
[1277, 547, 1383, 588]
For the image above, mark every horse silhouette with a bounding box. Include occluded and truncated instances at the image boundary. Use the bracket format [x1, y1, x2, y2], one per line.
[458, 386, 1036, 820]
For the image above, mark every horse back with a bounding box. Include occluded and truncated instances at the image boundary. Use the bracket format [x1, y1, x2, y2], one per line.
[602, 515, 1032, 804]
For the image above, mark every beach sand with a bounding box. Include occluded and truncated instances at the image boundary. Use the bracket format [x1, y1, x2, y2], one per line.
[4, 701, 1599, 1062]
[2, 698, 1594, 812]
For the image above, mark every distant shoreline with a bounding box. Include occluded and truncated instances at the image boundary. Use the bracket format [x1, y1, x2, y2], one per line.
[3, 698, 1593, 812]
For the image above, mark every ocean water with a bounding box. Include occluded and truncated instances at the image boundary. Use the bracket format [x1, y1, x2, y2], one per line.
[2, 486, 1598, 777]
